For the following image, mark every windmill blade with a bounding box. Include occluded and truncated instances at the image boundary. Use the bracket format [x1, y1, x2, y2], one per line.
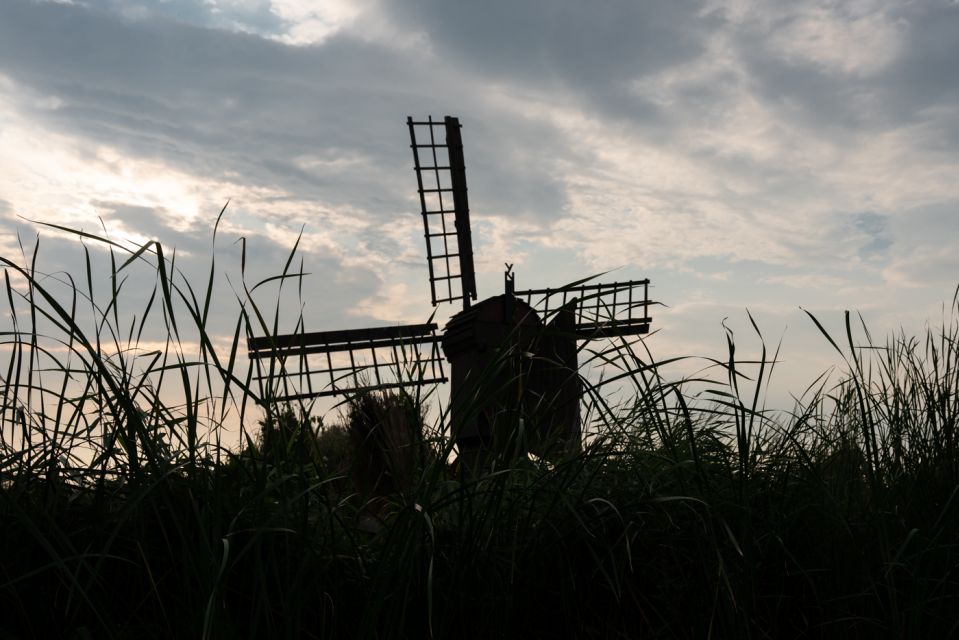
[515, 279, 655, 340]
[408, 115, 478, 309]
[248, 323, 446, 402]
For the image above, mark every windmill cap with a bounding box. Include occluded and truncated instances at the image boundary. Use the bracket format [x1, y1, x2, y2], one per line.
[442, 295, 542, 358]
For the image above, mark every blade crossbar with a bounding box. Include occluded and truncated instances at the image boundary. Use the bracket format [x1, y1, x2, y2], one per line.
[408, 115, 477, 309]
[248, 323, 439, 356]
[248, 323, 446, 401]
[515, 279, 655, 339]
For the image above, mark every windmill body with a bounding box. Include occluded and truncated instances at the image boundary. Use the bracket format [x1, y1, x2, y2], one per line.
[442, 292, 542, 469]
[248, 116, 655, 470]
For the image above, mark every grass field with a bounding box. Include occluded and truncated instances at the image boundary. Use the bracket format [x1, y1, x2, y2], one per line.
[2, 225, 957, 639]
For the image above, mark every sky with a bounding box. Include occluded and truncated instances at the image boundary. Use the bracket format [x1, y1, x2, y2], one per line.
[1, 0, 958, 419]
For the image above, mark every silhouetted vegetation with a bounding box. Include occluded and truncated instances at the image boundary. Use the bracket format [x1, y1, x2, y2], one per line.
[1, 227, 957, 639]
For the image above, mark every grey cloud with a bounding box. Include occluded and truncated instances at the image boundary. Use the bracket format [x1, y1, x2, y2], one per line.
[0, 5, 392, 176]
[885, 250, 959, 291]
[0, 0, 572, 228]
[377, 0, 719, 139]
[458, 115, 570, 225]
[383, 0, 712, 93]
[740, 51, 871, 135]
[20, 200, 387, 335]
[80, 0, 285, 35]
[732, 3, 959, 136]
[883, 202, 959, 288]
[890, 202, 959, 249]
[882, 3, 959, 119]
[98, 202, 200, 247]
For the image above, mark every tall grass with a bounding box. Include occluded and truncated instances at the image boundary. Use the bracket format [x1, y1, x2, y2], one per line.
[1, 223, 957, 639]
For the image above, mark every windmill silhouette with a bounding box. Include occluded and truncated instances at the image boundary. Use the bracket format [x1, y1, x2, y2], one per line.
[248, 116, 655, 468]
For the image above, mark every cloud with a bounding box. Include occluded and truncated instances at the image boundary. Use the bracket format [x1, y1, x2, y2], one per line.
[1, 0, 958, 401]
[0, 0, 578, 225]
[382, 0, 713, 96]
[881, 2, 959, 117]
[883, 201, 959, 288]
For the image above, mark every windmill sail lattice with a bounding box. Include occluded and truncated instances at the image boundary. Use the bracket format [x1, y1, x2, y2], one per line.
[515, 279, 652, 339]
[248, 324, 445, 402]
[408, 116, 477, 309]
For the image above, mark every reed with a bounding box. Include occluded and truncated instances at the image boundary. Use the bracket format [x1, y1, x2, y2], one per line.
[1, 223, 957, 639]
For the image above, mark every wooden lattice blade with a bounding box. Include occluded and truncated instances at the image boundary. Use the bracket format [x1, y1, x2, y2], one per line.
[408, 115, 477, 309]
[514, 278, 656, 341]
[248, 323, 446, 401]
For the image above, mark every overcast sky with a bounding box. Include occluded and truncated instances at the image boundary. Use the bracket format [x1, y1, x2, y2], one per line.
[2, 0, 958, 411]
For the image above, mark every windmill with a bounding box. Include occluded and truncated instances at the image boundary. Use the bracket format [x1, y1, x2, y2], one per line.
[248, 116, 655, 469]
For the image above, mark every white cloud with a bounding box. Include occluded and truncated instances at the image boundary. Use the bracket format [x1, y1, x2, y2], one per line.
[268, 0, 362, 44]
[770, 2, 905, 76]
[762, 273, 851, 291]
[0, 97, 216, 234]
[708, 0, 906, 76]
